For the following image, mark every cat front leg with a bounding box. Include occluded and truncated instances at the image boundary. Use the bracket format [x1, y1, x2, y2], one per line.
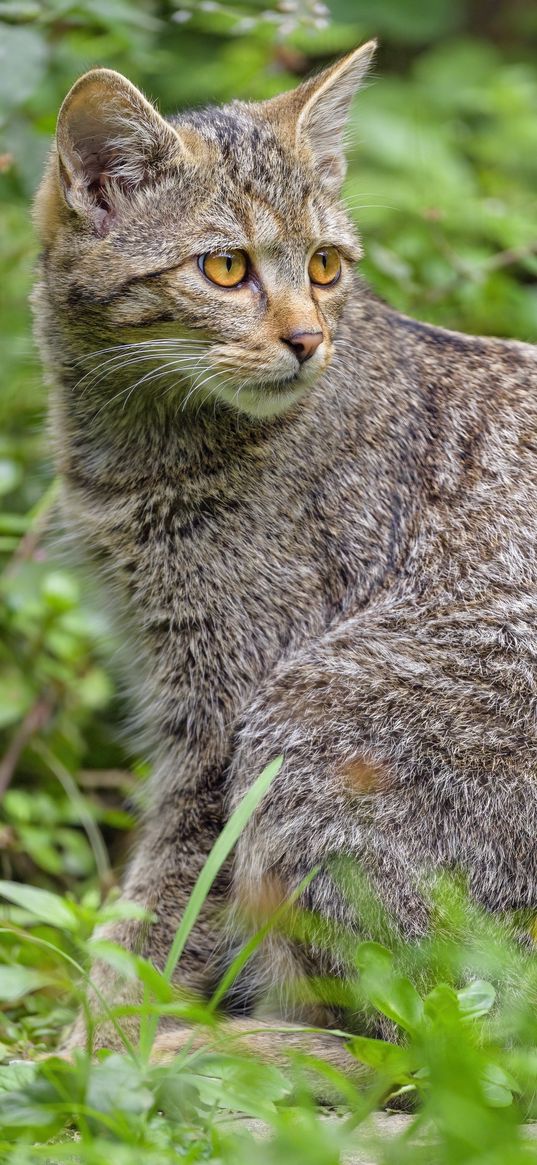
[63, 769, 230, 1054]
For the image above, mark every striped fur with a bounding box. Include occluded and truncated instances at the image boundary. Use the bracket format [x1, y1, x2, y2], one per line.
[33, 47, 537, 1067]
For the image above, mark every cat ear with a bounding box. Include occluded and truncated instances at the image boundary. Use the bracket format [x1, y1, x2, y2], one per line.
[296, 41, 376, 187]
[55, 68, 190, 234]
[266, 41, 376, 191]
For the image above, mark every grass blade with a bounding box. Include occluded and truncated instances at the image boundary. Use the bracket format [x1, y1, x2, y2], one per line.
[138, 754, 283, 1056]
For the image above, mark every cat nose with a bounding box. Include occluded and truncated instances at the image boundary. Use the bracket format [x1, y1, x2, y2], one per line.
[281, 330, 323, 364]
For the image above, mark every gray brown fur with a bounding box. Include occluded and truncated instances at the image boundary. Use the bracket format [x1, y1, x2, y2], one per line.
[32, 45, 537, 1063]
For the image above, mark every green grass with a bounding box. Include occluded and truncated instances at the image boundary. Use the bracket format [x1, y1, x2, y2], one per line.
[2, 806, 537, 1162]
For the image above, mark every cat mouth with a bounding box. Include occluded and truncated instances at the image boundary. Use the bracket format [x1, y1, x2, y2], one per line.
[209, 372, 310, 419]
[264, 373, 301, 391]
[198, 351, 326, 418]
[262, 359, 325, 390]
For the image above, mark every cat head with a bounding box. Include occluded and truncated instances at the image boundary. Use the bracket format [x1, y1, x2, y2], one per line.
[35, 42, 376, 420]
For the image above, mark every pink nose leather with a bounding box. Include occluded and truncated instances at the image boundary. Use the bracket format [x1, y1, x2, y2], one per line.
[282, 330, 323, 363]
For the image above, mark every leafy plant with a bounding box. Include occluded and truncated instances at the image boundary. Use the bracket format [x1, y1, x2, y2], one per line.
[2, 862, 537, 1161]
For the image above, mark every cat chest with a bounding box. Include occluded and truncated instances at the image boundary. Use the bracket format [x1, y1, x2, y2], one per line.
[124, 488, 329, 690]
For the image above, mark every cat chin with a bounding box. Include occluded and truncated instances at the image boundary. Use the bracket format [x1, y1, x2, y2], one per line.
[212, 380, 310, 419]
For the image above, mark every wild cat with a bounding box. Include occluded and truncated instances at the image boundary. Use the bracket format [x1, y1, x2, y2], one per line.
[33, 40, 537, 1072]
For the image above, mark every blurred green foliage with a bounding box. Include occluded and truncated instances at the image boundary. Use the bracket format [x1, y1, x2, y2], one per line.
[1, 0, 537, 981]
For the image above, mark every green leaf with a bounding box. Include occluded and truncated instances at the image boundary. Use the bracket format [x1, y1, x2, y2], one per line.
[0, 1062, 37, 1092]
[0, 1065, 66, 1141]
[88, 940, 175, 1003]
[18, 825, 63, 875]
[0, 965, 53, 1002]
[75, 666, 114, 710]
[457, 980, 496, 1021]
[355, 941, 394, 974]
[96, 898, 155, 925]
[425, 982, 460, 1024]
[330, 0, 464, 41]
[369, 976, 425, 1034]
[0, 0, 40, 21]
[0, 669, 33, 729]
[41, 571, 79, 613]
[153, 1072, 203, 1123]
[346, 1035, 413, 1079]
[87, 939, 141, 982]
[190, 1053, 291, 1120]
[0, 881, 79, 930]
[0, 510, 27, 532]
[356, 944, 424, 1034]
[481, 1062, 517, 1108]
[85, 1055, 154, 1124]
[0, 459, 22, 497]
[0, 1092, 62, 1139]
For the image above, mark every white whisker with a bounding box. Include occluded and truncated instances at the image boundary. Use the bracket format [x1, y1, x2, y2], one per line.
[182, 367, 225, 413]
[90, 355, 209, 420]
[77, 351, 208, 397]
[76, 345, 210, 394]
[75, 337, 212, 365]
[119, 356, 207, 405]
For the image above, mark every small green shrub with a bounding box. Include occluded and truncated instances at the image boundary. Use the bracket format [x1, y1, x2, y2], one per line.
[2, 851, 537, 1162]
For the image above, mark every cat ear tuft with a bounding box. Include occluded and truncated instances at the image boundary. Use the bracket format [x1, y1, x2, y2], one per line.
[297, 40, 377, 189]
[55, 69, 189, 234]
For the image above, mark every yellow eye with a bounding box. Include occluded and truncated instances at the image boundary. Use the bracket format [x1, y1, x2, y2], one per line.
[308, 246, 341, 287]
[200, 250, 248, 288]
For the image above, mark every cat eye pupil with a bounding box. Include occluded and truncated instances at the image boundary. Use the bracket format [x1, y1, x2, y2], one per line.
[200, 249, 248, 288]
[308, 246, 341, 287]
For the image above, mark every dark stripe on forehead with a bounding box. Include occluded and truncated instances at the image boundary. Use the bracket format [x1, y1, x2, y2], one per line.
[171, 104, 318, 226]
[174, 104, 275, 147]
[175, 105, 300, 181]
